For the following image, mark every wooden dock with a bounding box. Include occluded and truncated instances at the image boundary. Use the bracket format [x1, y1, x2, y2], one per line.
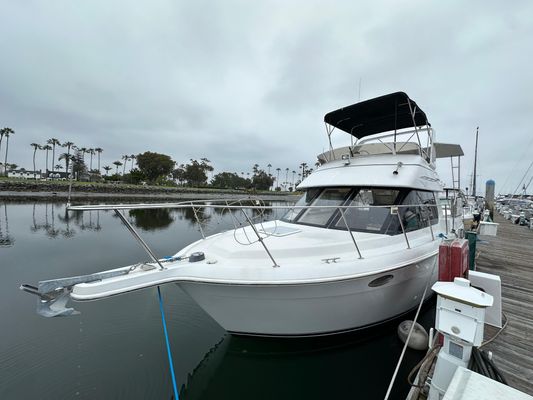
[475, 212, 533, 395]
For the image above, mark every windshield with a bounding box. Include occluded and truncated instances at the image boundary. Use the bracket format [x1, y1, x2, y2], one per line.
[282, 187, 438, 235]
[297, 188, 351, 226]
[282, 188, 320, 222]
[334, 189, 399, 233]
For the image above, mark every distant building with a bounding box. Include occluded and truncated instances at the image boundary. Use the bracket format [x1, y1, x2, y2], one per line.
[7, 169, 43, 179]
[45, 171, 71, 180]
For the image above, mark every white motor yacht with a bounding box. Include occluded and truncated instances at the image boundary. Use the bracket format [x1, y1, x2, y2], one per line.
[22, 92, 465, 337]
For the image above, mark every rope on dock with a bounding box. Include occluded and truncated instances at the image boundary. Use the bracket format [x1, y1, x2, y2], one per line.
[157, 286, 180, 400]
[383, 256, 438, 400]
[479, 311, 509, 348]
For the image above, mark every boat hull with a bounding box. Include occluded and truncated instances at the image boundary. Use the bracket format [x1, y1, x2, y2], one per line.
[177, 254, 438, 336]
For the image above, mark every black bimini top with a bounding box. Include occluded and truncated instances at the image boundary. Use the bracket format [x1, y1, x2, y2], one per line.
[324, 92, 429, 139]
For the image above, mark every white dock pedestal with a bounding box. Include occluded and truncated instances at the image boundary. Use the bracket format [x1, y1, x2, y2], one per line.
[443, 366, 533, 400]
[468, 270, 502, 328]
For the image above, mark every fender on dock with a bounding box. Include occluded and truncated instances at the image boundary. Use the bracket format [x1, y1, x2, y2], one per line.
[397, 320, 429, 351]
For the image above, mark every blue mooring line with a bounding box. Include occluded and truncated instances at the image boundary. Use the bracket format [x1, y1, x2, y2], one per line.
[157, 286, 179, 400]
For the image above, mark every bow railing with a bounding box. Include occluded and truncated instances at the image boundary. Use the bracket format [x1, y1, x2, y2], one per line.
[68, 198, 448, 268]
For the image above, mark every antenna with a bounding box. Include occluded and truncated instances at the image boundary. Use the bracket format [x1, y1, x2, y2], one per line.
[472, 127, 479, 197]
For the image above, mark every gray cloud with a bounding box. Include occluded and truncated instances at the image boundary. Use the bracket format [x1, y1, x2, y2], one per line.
[1, 0, 532, 194]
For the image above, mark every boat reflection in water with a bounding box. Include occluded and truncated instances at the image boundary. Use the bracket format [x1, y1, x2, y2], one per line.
[179, 301, 435, 400]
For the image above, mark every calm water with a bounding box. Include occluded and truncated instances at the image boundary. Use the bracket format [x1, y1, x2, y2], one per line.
[0, 201, 435, 400]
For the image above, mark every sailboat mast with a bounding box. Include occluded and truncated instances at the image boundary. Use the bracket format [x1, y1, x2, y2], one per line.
[472, 126, 479, 197]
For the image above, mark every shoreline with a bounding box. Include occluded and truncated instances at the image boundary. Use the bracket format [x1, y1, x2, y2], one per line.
[0, 189, 300, 203]
[0, 180, 300, 202]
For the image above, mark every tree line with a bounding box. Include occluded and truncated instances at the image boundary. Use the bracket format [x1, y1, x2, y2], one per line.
[0, 127, 316, 190]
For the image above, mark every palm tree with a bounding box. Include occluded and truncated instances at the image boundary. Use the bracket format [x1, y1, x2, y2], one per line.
[1, 128, 15, 176]
[300, 162, 308, 179]
[103, 165, 112, 176]
[292, 170, 296, 187]
[77, 147, 87, 164]
[0, 129, 6, 172]
[267, 163, 272, 176]
[47, 138, 61, 172]
[62, 141, 75, 172]
[113, 161, 123, 175]
[276, 167, 281, 188]
[55, 164, 63, 171]
[95, 148, 103, 172]
[42, 144, 52, 174]
[88, 148, 95, 170]
[58, 153, 73, 173]
[285, 168, 289, 188]
[0, 129, 5, 160]
[30, 143, 42, 179]
[129, 154, 136, 171]
[121, 155, 129, 175]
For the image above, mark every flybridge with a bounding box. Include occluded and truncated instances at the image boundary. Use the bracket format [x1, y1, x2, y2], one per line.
[321, 92, 435, 165]
[320, 92, 463, 166]
[324, 91, 429, 139]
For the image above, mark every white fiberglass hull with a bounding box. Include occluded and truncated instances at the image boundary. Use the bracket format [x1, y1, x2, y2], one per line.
[177, 254, 438, 336]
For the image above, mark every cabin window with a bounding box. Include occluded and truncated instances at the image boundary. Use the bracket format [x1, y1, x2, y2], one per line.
[282, 188, 320, 222]
[334, 189, 400, 233]
[400, 190, 439, 232]
[297, 188, 351, 226]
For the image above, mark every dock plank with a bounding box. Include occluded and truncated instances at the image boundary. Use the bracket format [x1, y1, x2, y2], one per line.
[475, 213, 533, 395]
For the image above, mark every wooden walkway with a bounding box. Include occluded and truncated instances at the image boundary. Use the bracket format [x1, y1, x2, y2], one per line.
[475, 212, 533, 395]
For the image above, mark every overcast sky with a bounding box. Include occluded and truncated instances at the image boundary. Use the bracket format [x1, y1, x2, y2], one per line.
[1, 0, 532, 194]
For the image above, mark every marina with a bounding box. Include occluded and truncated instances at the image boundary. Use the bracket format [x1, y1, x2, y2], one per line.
[7, 93, 532, 399]
[2, 2, 533, 398]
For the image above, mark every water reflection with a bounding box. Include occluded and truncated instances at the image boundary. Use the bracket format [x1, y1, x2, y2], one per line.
[0, 203, 15, 247]
[3, 200, 289, 247]
[27, 202, 106, 240]
[129, 208, 175, 231]
[179, 302, 436, 400]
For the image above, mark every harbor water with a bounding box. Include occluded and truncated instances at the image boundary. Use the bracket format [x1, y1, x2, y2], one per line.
[0, 201, 435, 399]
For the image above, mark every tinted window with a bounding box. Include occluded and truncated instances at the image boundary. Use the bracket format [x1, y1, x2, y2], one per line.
[335, 189, 400, 233]
[400, 190, 438, 232]
[282, 188, 320, 222]
[298, 188, 351, 226]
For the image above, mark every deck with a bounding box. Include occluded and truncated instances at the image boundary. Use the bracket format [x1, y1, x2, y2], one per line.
[475, 212, 533, 395]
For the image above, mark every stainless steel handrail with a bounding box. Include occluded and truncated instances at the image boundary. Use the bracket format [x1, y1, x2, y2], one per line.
[68, 202, 440, 211]
[72, 201, 441, 267]
[391, 206, 410, 249]
[338, 207, 363, 259]
[240, 209, 280, 268]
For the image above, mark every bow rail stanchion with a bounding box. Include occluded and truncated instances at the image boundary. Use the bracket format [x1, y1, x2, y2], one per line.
[113, 209, 165, 270]
[338, 207, 363, 259]
[240, 209, 280, 268]
[393, 206, 411, 249]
